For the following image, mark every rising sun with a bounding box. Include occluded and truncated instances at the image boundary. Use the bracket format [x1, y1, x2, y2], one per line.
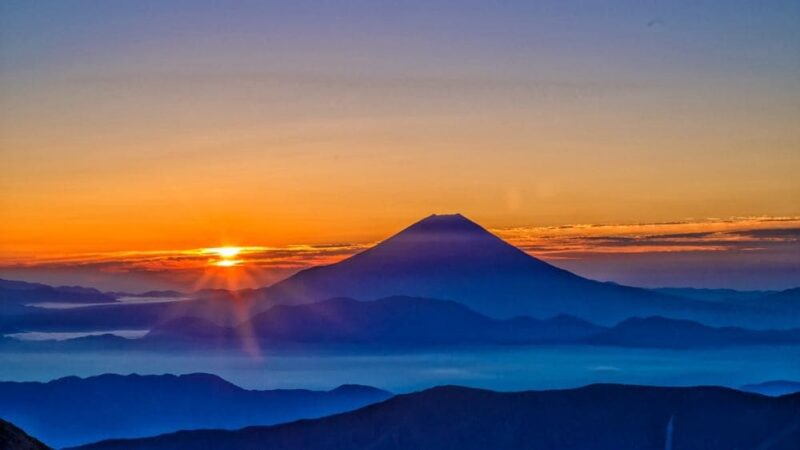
[203, 246, 244, 267]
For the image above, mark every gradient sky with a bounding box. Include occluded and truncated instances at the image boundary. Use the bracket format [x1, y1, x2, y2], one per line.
[1, 1, 799, 290]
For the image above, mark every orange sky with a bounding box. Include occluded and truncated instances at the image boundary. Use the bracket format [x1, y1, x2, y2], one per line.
[1, 2, 799, 290]
[0, 216, 797, 291]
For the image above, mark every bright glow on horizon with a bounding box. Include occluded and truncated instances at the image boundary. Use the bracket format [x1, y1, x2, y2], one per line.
[203, 247, 245, 267]
[205, 247, 243, 259]
[0, 216, 797, 291]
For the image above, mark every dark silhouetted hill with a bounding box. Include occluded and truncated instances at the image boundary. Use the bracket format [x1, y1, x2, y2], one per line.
[0, 279, 115, 304]
[0, 418, 50, 450]
[9, 296, 800, 351]
[146, 296, 604, 347]
[587, 316, 800, 348]
[0, 373, 391, 448]
[148, 297, 800, 350]
[70, 384, 800, 450]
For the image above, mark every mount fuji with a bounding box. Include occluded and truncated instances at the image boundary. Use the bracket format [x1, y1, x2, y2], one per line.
[254, 214, 742, 325]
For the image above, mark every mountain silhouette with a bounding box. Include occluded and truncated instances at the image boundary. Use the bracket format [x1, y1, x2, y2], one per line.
[0, 279, 116, 320]
[70, 384, 800, 450]
[0, 279, 115, 304]
[0, 418, 50, 450]
[0, 373, 391, 448]
[136, 297, 800, 350]
[587, 316, 800, 348]
[256, 214, 753, 325]
[147, 296, 604, 347]
[10, 296, 800, 351]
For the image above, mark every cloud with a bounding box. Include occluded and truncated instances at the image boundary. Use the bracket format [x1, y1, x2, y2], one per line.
[3, 216, 798, 270]
[0, 244, 370, 273]
[1, 217, 797, 291]
[493, 217, 800, 259]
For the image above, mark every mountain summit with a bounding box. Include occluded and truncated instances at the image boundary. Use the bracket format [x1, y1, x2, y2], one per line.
[330, 213, 563, 276]
[258, 213, 724, 324]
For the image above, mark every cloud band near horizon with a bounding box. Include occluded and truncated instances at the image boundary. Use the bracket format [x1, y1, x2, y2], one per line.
[0, 216, 797, 292]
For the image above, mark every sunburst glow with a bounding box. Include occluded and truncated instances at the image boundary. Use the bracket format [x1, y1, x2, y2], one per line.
[205, 247, 242, 258]
[203, 246, 245, 268]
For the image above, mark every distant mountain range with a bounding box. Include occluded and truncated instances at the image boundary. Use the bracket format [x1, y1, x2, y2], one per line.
[5, 295, 800, 350]
[147, 296, 604, 347]
[741, 380, 800, 397]
[141, 296, 800, 349]
[586, 316, 800, 348]
[0, 279, 116, 311]
[0, 279, 113, 303]
[70, 384, 800, 450]
[750, 288, 800, 313]
[0, 373, 391, 449]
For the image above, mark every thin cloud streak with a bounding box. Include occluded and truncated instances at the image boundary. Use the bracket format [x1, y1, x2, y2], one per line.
[494, 217, 800, 259]
[1, 217, 798, 270]
[0, 244, 370, 272]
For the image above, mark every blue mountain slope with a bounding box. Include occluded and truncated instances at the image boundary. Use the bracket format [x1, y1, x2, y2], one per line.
[0, 279, 115, 305]
[587, 316, 800, 348]
[147, 296, 605, 347]
[70, 384, 800, 450]
[0, 373, 391, 449]
[144, 296, 800, 349]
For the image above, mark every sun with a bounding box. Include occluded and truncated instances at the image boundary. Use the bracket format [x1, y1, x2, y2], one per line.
[203, 246, 244, 267]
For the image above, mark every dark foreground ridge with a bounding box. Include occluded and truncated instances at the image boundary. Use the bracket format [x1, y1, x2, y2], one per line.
[71, 384, 800, 450]
[0, 373, 391, 449]
[0, 418, 50, 450]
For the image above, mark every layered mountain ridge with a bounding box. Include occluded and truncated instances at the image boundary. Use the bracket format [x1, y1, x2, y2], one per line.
[0, 373, 391, 448]
[70, 384, 800, 450]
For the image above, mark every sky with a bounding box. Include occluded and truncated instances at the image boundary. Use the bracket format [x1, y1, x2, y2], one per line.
[1, 1, 799, 290]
